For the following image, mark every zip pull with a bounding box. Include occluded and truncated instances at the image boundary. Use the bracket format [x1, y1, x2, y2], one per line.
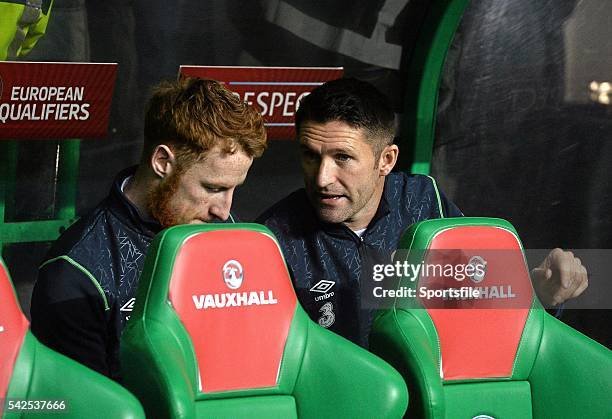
[345, 224, 365, 243]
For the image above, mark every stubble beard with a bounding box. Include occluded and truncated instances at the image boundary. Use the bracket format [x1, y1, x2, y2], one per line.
[147, 170, 183, 228]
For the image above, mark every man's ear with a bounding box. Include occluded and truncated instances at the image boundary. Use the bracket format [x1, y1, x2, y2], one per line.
[150, 144, 176, 178]
[378, 144, 399, 176]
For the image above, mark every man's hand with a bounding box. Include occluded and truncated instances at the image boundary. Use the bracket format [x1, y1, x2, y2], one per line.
[532, 248, 588, 307]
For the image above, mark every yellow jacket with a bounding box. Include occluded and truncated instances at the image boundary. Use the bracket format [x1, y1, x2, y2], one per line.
[0, 0, 53, 60]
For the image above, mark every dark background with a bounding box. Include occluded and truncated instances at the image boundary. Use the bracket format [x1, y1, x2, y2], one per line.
[433, 0, 611, 346]
[5, 0, 610, 347]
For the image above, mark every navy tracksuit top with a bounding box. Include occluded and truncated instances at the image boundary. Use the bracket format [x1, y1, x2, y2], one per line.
[257, 172, 462, 348]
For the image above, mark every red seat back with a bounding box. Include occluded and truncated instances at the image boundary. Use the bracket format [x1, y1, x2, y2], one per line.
[168, 229, 297, 393]
[0, 262, 29, 402]
[419, 226, 533, 380]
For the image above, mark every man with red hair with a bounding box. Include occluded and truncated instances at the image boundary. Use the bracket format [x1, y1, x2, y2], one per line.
[31, 78, 267, 380]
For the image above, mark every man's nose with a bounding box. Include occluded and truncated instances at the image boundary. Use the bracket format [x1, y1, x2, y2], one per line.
[316, 158, 335, 188]
[209, 190, 233, 221]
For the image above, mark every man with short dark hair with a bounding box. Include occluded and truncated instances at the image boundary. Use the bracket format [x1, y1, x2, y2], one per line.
[257, 78, 587, 348]
[31, 77, 267, 379]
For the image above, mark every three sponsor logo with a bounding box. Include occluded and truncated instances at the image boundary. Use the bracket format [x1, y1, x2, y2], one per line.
[317, 302, 335, 328]
[310, 280, 336, 328]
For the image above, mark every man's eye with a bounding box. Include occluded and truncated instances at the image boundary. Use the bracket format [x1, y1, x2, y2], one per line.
[203, 185, 223, 193]
[335, 154, 352, 162]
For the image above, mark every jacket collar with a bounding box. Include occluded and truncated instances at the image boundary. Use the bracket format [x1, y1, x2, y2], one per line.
[107, 166, 162, 238]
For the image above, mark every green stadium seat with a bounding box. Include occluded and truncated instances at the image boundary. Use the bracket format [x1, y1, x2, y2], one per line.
[0, 260, 144, 418]
[120, 224, 408, 418]
[370, 217, 612, 419]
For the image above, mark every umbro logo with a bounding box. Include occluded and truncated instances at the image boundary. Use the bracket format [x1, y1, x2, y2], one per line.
[309, 280, 335, 294]
[120, 298, 135, 312]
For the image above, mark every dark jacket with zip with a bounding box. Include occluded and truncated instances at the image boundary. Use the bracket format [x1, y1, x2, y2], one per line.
[257, 172, 462, 348]
[30, 166, 236, 380]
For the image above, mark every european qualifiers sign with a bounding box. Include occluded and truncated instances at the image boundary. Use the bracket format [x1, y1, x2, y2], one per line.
[0, 62, 117, 139]
[179, 66, 343, 140]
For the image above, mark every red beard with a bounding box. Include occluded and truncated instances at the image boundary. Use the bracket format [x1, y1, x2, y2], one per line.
[147, 170, 183, 228]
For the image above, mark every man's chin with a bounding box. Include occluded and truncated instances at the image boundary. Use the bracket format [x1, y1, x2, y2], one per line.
[315, 207, 349, 225]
